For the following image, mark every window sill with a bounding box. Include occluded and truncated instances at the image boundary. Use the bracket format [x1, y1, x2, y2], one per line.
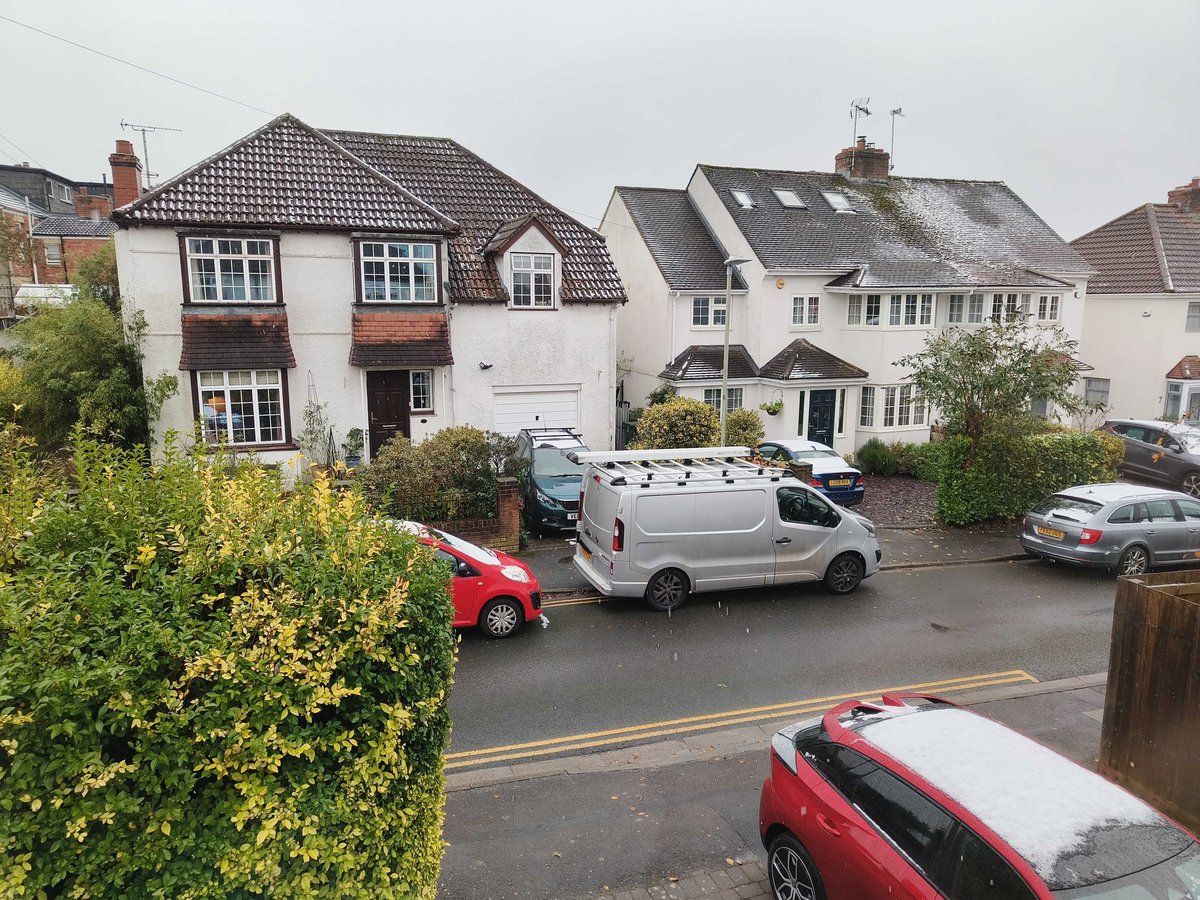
[789, 324, 822, 331]
[508, 305, 559, 311]
[354, 301, 444, 308]
[203, 442, 299, 453]
[183, 300, 284, 309]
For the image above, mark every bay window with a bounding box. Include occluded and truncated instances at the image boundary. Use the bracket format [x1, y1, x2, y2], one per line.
[859, 386, 875, 427]
[703, 387, 743, 412]
[199, 369, 285, 444]
[187, 237, 276, 303]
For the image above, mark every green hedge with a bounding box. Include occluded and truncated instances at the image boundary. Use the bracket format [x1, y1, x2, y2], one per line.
[0, 428, 455, 898]
[936, 431, 1124, 524]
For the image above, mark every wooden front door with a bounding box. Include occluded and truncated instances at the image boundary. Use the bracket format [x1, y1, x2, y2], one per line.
[367, 370, 410, 458]
[807, 389, 836, 445]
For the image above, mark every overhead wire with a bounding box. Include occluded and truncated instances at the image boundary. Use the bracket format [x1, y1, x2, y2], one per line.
[0, 130, 45, 168]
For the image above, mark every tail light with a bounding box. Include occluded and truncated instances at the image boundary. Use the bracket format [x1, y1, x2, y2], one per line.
[855, 476, 864, 486]
[1079, 528, 1103, 545]
[811, 478, 823, 488]
[578, 488, 584, 516]
[613, 517, 625, 553]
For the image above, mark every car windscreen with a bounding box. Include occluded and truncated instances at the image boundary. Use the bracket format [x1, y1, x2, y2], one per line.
[792, 449, 841, 461]
[427, 527, 498, 567]
[1052, 839, 1200, 898]
[1032, 495, 1104, 518]
[533, 447, 589, 478]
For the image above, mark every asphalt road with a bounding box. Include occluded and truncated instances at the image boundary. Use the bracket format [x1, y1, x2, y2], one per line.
[447, 560, 1115, 762]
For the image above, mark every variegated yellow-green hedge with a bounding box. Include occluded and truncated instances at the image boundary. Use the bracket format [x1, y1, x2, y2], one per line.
[0, 428, 456, 898]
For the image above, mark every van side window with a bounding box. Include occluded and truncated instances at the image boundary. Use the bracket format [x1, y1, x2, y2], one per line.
[778, 486, 838, 527]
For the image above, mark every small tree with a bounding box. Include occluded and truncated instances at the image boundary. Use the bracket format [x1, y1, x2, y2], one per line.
[895, 319, 1098, 463]
[725, 407, 765, 448]
[630, 397, 719, 449]
[71, 242, 121, 313]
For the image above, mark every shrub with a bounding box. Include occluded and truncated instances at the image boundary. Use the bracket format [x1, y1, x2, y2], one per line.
[630, 397, 718, 449]
[725, 407, 765, 448]
[355, 426, 524, 521]
[645, 382, 678, 406]
[0, 427, 455, 897]
[855, 437, 899, 476]
[936, 430, 1121, 524]
[890, 441, 946, 482]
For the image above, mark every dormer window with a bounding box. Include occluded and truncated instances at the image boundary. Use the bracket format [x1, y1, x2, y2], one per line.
[772, 189, 806, 209]
[187, 237, 277, 303]
[730, 190, 754, 209]
[820, 191, 855, 213]
[512, 253, 554, 307]
[360, 241, 437, 303]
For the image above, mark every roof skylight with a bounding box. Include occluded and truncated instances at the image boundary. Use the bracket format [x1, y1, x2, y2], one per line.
[772, 189, 806, 209]
[730, 189, 754, 209]
[820, 191, 855, 213]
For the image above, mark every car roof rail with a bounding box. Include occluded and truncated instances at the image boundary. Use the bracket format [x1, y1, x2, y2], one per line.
[568, 448, 796, 487]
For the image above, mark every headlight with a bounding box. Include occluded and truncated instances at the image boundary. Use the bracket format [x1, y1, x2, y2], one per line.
[856, 516, 877, 537]
[535, 490, 561, 509]
[501, 565, 530, 583]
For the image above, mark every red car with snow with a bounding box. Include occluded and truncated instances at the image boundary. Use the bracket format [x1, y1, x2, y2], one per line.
[396, 521, 542, 639]
[759, 694, 1199, 899]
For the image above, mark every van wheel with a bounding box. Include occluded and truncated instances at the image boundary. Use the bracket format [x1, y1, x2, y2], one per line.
[645, 569, 689, 612]
[824, 554, 865, 594]
[479, 597, 524, 638]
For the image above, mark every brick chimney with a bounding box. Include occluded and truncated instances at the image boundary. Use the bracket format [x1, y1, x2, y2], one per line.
[109, 140, 143, 208]
[1167, 177, 1200, 213]
[73, 187, 113, 218]
[835, 136, 890, 182]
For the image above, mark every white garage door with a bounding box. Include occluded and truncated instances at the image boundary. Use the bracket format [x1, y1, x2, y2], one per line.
[493, 386, 580, 435]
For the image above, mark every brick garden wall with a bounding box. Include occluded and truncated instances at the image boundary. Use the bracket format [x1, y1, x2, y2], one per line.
[427, 477, 521, 552]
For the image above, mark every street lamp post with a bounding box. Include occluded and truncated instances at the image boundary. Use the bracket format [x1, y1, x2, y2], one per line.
[720, 256, 750, 446]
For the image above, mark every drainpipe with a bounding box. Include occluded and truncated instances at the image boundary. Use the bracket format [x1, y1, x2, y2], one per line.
[25, 197, 38, 284]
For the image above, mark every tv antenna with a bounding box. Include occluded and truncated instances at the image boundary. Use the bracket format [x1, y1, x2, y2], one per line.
[849, 97, 871, 147]
[889, 107, 906, 171]
[120, 120, 181, 189]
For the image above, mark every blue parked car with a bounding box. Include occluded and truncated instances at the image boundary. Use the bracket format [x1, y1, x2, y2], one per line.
[756, 439, 865, 507]
[515, 428, 590, 535]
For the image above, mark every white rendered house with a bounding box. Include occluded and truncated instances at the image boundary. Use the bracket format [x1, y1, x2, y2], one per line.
[602, 140, 1093, 454]
[1071, 178, 1200, 421]
[113, 114, 625, 464]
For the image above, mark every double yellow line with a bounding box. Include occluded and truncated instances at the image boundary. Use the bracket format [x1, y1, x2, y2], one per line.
[446, 669, 1037, 770]
[541, 594, 604, 609]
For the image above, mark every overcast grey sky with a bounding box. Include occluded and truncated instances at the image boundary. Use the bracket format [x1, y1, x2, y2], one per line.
[4, 0, 1197, 241]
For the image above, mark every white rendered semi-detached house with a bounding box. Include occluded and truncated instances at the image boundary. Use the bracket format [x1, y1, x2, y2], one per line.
[1071, 178, 1200, 421]
[601, 140, 1094, 454]
[112, 114, 625, 463]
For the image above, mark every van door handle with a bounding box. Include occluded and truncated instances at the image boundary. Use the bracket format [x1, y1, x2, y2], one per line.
[776, 537, 791, 544]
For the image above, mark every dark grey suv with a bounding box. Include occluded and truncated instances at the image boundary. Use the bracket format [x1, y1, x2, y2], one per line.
[1103, 419, 1200, 497]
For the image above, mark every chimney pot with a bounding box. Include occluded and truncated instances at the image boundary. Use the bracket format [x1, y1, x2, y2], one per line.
[836, 138, 891, 182]
[1167, 177, 1200, 213]
[856, 136, 867, 149]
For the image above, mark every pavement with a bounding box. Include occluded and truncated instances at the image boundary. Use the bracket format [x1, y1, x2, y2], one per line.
[437, 524, 1116, 900]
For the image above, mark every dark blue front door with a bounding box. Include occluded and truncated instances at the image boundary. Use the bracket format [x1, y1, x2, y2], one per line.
[807, 389, 835, 445]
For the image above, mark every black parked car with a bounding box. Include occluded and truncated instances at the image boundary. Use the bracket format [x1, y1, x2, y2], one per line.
[515, 428, 589, 535]
[1101, 419, 1200, 497]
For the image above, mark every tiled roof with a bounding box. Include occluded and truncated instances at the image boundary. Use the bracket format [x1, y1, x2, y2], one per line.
[481, 212, 568, 257]
[615, 187, 746, 292]
[115, 114, 458, 234]
[1166, 355, 1200, 379]
[32, 215, 118, 237]
[759, 339, 869, 381]
[179, 312, 296, 370]
[349, 310, 453, 367]
[324, 128, 625, 304]
[695, 166, 1091, 288]
[660, 344, 759, 381]
[1071, 204, 1200, 294]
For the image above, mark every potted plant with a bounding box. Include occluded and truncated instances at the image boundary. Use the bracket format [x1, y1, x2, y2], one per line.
[342, 427, 365, 468]
[759, 400, 783, 417]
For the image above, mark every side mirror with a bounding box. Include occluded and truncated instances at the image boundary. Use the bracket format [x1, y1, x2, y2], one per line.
[456, 561, 471, 577]
[1169, 442, 1184, 454]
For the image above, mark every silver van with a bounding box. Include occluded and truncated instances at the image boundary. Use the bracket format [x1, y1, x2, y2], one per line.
[571, 448, 881, 611]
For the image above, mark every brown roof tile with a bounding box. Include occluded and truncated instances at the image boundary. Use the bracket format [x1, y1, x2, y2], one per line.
[660, 344, 759, 381]
[760, 339, 869, 381]
[1167, 355, 1200, 380]
[349, 310, 453, 367]
[179, 312, 296, 370]
[1072, 204, 1200, 294]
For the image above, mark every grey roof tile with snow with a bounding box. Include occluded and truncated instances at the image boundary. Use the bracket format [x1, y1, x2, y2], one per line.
[857, 706, 1192, 891]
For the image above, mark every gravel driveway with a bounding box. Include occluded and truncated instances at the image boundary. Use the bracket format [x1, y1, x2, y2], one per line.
[855, 475, 938, 527]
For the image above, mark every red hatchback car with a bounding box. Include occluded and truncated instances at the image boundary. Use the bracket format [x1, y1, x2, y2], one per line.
[760, 694, 1199, 899]
[397, 521, 542, 638]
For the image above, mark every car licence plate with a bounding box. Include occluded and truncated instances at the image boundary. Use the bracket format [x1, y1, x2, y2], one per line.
[567, 513, 578, 521]
[1037, 526, 1066, 540]
[579, 543, 592, 561]
[828, 478, 852, 487]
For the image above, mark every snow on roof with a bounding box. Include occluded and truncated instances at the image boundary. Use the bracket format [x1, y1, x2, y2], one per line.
[859, 707, 1165, 885]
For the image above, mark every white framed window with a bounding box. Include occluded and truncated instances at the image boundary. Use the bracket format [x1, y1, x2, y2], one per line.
[1187, 303, 1200, 332]
[792, 296, 820, 326]
[837, 388, 846, 436]
[1037, 294, 1061, 322]
[43, 241, 62, 266]
[919, 294, 933, 325]
[730, 190, 754, 209]
[882, 387, 898, 427]
[411, 370, 433, 412]
[889, 294, 924, 326]
[991, 292, 1030, 321]
[859, 386, 875, 427]
[848, 294, 883, 326]
[1084, 377, 1110, 406]
[360, 241, 437, 303]
[198, 369, 285, 445]
[511, 253, 554, 308]
[874, 384, 927, 429]
[821, 191, 854, 213]
[187, 237, 276, 303]
[692, 295, 726, 327]
[772, 189, 805, 209]
[1166, 383, 1183, 419]
[948, 294, 965, 323]
[703, 387, 743, 412]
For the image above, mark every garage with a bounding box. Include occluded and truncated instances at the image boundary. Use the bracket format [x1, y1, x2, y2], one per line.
[492, 385, 580, 435]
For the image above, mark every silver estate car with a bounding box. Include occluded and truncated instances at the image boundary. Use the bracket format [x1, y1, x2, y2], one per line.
[1020, 483, 1200, 575]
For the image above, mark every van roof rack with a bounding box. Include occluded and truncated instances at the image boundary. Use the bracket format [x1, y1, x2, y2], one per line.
[568, 447, 793, 487]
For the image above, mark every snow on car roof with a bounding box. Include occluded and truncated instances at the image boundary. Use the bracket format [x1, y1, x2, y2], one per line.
[859, 707, 1168, 886]
[1056, 482, 1178, 504]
